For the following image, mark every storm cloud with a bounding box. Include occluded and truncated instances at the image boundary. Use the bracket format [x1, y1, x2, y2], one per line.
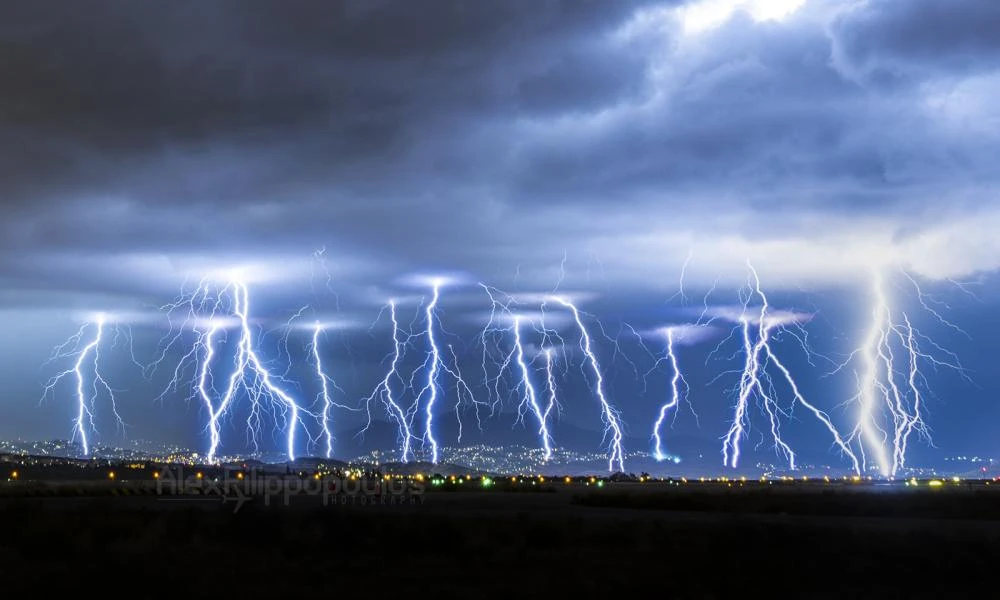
[0, 0, 996, 302]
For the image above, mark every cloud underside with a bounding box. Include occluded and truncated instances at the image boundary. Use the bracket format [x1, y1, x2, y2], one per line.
[1, 0, 999, 305]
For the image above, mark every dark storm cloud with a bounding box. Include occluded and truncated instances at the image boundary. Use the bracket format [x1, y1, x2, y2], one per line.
[0, 0, 670, 282]
[0, 0, 659, 185]
[0, 0, 999, 300]
[511, 8, 991, 211]
[832, 0, 1000, 77]
[516, 41, 651, 115]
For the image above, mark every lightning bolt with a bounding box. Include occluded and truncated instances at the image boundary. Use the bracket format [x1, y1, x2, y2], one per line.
[478, 283, 515, 414]
[41, 315, 124, 456]
[362, 300, 414, 462]
[411, 279, 476, 464]
[475, 283, 560, 455]
[546, 295, 626, 472]
[512, 316, 554, 460]
[722, 263, 859, 473]
[156, 277, 316, 463]
[651, 327, 688, 462]
[841, 270, 967, 477]
[542, 348, 561, 425]
[311, 321, 337, 459]
[211, 280, 317, 462]
[420, 282, 443, 462]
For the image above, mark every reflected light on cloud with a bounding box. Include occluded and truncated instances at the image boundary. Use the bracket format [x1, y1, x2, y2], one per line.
[681, 0, 806, 34]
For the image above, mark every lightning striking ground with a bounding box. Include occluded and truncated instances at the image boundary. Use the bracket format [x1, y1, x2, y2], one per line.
[204, 281, 315, 462]
[839, 271, 967, 477]
[547, 295, 626, 472]
[721, 263, 859, 473]
[411, 279, 476, 463]
[362, 300, 414, 462]
[311, 321, 336, 459]
[512, 316, 554, 460]
[475, 284, 560, 458]
[41, 315, 124, 456]
[420, 283, 443, 463]
[651, 327, 688, 462]
[153, 277, 317, 463]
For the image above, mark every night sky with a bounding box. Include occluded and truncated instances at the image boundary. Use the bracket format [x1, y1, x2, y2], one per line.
[1, 1, 998, 470]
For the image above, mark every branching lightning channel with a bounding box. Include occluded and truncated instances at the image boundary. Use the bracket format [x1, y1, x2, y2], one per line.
[41, 315, 125, 456]
[547, 296, 626, 473]
[839, 271, 967, 477]
[156, 277, 316, 463]
[478, 284, 518, 415]
[362, 300, 414, 462]
[210, 280, 317, 462]
[512, 316, 554, 460]
[542, 348, 561, 425]
[411, 280, 476, 463]
[722, 263, 859, 473]
[649, 250, 701, 461]
[311, 322, 336, 459]
[476, 284, 559, 457]
[419, 282, 443, 463]
[651, 328, 688, 462]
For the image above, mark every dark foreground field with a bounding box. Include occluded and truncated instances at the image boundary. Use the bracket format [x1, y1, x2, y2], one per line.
[2, 483, 998, 597]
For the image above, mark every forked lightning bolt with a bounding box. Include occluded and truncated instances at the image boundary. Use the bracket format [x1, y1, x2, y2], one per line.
[476, 284, 558, 459]
[203, 281, 316, 462]
[547, 296, 626, 472]
[651, 327, 688, 462]
[419, 283, 443, 463]
[722, 263, 858, 473]
[310, 321, 364, 459]
[411, 279, 476, 463]
[311, 322, 340, 459]
[362, 300, 415, 462]
[840, 271, 967, 477]
[156, 277, 316, 462]
[512, 316, 554, 460]
[41, 315, 125, 456]
[542, 348, 560, 426]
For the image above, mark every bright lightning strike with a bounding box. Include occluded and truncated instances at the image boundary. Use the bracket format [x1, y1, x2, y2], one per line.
[476, 284, 559, 458]
[840, 271, 967, 477]
[417, 280, 441, 464]
[207, 280, 316, 462]
[157, 277, 316, 463]
[362, 300, 414, 462]
[542, 348, 560, 426]
[308, 320, 361, 460]
[547, 296, 626, 473]
[651, 327, 688, 462]
[312, 321, 336, 459]
[721, 263, 859, 473]
[41, 315, 124, 456]
[512, 316, 554, 460]
[411, 279, 476, 464]
[420, 282, 443, 463]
